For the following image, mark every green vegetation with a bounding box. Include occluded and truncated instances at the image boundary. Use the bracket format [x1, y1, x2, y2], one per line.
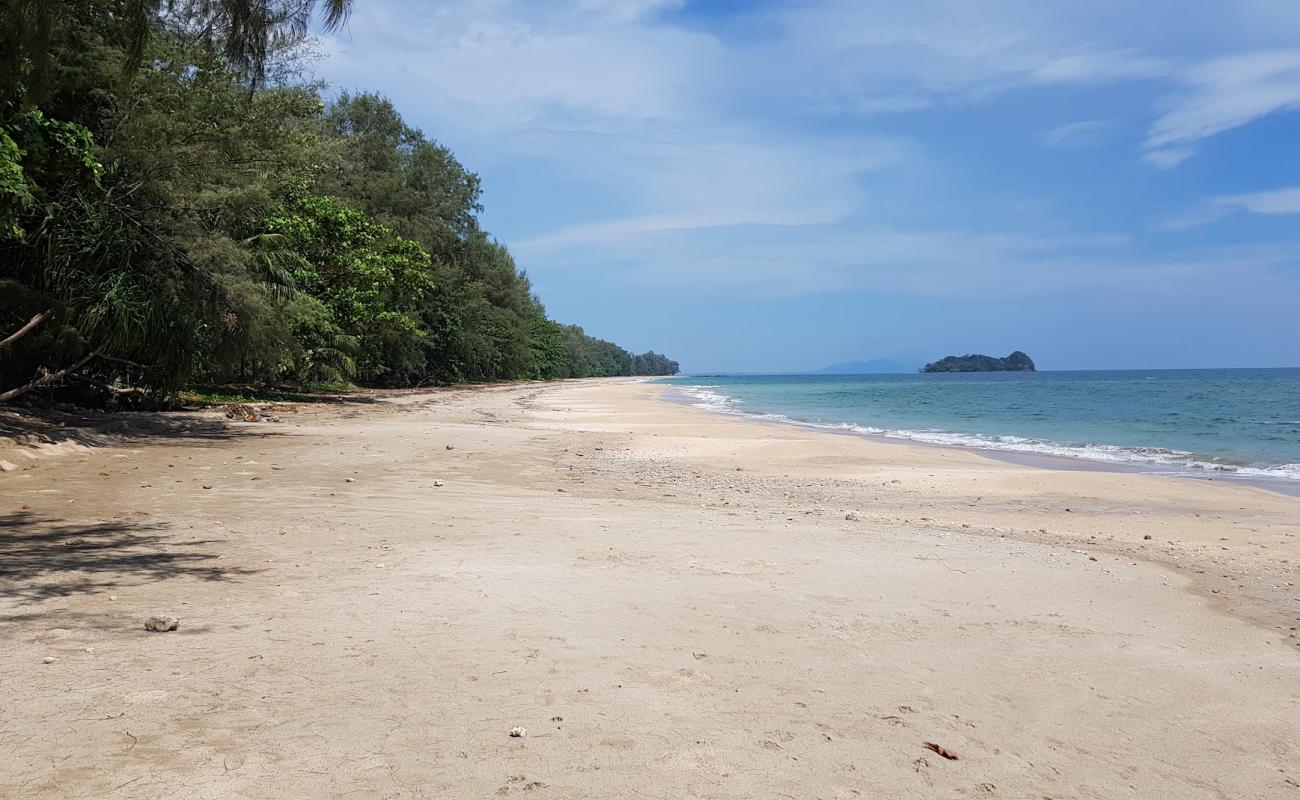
[0, 1, 677, 407]
[921, 351, 1036, 373]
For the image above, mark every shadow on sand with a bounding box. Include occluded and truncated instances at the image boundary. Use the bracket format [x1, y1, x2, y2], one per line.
[0, 405, 287, 455]
[0, 511, 256, 604]
[0, 386, 415, 459]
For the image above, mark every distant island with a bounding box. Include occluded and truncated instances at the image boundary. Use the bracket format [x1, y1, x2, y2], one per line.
[921, 351, 1036, 373]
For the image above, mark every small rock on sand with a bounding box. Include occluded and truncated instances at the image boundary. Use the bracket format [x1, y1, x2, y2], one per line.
[433, 480, 444, 487]
[845, 513, 861, 522]
[42, 656, 56, 664]
[446, 444, 455, 450]
[144, 616, 179, 632]
[510, 726, 526, 738]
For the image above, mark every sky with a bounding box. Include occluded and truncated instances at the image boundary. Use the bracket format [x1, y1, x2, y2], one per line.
[312, 0, 1300, 373]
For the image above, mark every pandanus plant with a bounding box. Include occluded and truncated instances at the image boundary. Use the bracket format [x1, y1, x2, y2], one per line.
[2, 0, 353, 98]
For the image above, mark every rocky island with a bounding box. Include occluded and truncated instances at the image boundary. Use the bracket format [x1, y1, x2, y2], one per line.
[922, 350, 1036, 373]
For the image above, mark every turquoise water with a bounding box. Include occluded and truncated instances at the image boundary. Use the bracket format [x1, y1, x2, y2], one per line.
[661, 369, 1300, 482]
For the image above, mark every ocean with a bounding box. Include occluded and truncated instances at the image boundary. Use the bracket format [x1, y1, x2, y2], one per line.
[660, 369, 1300, 484]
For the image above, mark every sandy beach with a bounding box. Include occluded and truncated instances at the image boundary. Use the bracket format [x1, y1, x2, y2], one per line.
[2, 378, 1298, 799]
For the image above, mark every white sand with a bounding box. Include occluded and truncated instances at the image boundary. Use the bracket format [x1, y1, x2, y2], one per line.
[1, 378, 1297, 798]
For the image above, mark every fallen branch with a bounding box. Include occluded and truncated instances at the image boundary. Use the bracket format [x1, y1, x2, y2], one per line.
[0, 311, 52, 352]
[0, 349, 101, 404]
[67, 372, 150, 396]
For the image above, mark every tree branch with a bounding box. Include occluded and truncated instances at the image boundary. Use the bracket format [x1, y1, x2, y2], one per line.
[67, 373, 150, 396]
[97, 352, 158, 372]
[0, 311, 52, 352]
[0, 350, 101, 404]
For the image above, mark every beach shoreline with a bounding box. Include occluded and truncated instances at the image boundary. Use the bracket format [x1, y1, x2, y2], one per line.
[658, 376, 1300, 497]
[2, 378, 1297, 798]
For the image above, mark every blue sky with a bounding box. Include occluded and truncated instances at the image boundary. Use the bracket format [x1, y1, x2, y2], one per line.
[314, 0, 1300, 372]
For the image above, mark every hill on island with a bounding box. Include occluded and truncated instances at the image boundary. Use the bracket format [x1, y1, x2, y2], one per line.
[921, 351, 1036, 373]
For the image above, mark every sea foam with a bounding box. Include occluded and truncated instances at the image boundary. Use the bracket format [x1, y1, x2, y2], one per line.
[670, 383, 1300, 482]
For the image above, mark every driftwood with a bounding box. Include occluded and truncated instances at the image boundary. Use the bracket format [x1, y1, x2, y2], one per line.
[0, 349, 101, 404]
[0, 311, 52, 352]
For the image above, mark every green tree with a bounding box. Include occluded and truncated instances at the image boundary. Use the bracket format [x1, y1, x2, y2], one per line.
[0, 3, 678, 404]
[264, 195, 434, 383]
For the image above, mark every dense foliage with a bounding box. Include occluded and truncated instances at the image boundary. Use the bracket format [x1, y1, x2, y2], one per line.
[921, 351, 1036, 373]
[0, 1, 676, 405]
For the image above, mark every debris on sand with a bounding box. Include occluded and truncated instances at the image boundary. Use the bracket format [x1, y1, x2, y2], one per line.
[923, 741, 959, 760]
[224, 404, 280, 423]
[845, 512, 862, 521]
[144, 616, 179, 632]
[510, 726, 526, 738]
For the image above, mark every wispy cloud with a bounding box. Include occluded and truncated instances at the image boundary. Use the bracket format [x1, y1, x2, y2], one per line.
[747, 2, 1172, 122]
[572, 0, 685, 23]
[1039, 120, 1115, 149]
[1142, 147, 1197, 169]
[1144, 50, 1300, 165]
[1160, 185, 1300, 229]
[520, 221, 1144, 301]
[1219, 185, 1300, 214]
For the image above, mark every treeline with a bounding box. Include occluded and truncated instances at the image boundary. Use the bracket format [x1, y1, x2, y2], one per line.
[0, 1, 677, 405]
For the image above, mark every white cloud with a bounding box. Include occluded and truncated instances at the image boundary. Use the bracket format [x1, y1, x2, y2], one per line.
[1030, 50, 1168, 83]
[1142, 147, 1197, 169]
[747, 0, 1172, 118]
[1144, 49, 1300, 160]
[319, 1, 915, 242]
[516, 134, 907, 248]
[849, 96, 935, 115]
[571, 0, 685, 23]
[1159, 185, 1300, 229]
[740, 4, 1300, 168]
[1039, 120, 1114, 149]
[520, 220, 1143, 301]
[1218, 185, 1300, 214]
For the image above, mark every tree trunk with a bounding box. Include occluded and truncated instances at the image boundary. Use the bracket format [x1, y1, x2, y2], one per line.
[0, 349, 101, 404]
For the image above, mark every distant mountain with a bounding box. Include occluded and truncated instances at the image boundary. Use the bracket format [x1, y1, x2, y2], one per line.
[816, 358, 918, 374]
[921, 351, 1036, 373]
